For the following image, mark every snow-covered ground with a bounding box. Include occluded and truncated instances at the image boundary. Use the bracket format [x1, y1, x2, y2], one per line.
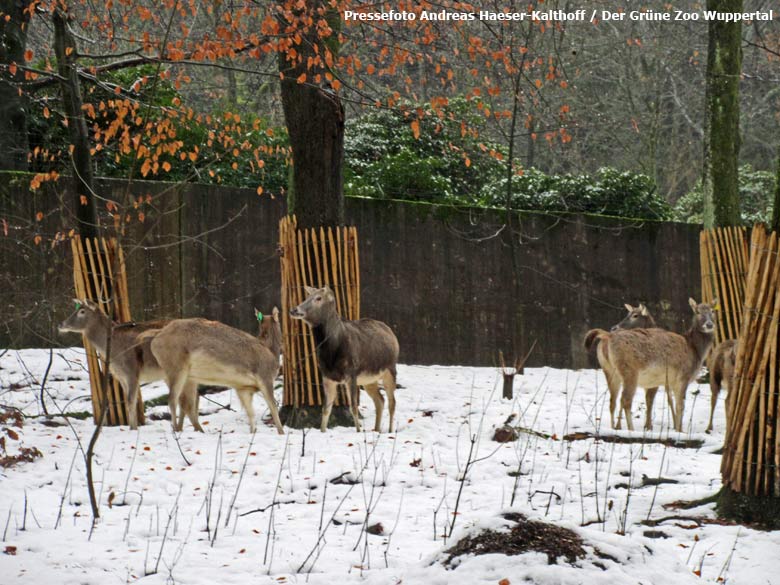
[1, 348, 778, 584]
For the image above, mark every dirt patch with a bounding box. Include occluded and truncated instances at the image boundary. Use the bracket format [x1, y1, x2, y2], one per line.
[444, 513, 586, 567]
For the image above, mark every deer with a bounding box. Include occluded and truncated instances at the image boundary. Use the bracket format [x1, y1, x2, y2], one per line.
[289, 285, 399, 433]
[588, 298, 717, 433]
[707, 339, 737, 433]
[58, 299, 175, 430]
[585, 303, 665, 431]
[142, 308, 283, 434]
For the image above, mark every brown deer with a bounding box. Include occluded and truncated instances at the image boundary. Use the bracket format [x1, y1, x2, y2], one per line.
[143, 308, 284, 434]
[289, 286, 399, 433]
[585, 303, 665, 430]
[707, 339, 737, 433]
[590, 298, 716, 432]
[58, 299, 173, 429]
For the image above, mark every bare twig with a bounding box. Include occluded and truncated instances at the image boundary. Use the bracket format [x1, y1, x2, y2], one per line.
[224, 432, 256, 528]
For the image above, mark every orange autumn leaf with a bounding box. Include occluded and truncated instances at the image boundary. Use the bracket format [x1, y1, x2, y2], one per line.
[24, 50, 33, 62]
[410, 119, 420, 139]
[297, 73, 307, 84]
[256, 186, 264, 195]
[162, 161, 171, 172]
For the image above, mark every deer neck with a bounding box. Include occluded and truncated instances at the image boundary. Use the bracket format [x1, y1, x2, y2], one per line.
[84, 312, 114, 357]
[685, 325, 713, 367]
[311, 310, 344, 353]
[261, 326, 283, 359]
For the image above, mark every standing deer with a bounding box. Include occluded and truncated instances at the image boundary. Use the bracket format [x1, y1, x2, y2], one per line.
[289, 286, 399, 433]
[58, 299, 173, 429]
[143, 308, 283, 434]
[588, 298, 717, 432]
[585, 303, 664, 431]
[707, 339, 737, 433]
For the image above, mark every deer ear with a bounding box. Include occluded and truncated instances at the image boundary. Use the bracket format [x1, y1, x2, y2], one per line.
[710, 298, 720, 310]
[84, 299, 99, 310]
[272, 307, 279, 322]
[254, 308, 263, 322]
[624, 303, 634, 312]
[304, 285, 318, 296]
[688, 298, 698, 311]
[639, 303, 649, 316]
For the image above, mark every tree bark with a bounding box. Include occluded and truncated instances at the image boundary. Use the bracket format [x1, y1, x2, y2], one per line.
[277, 0, 344, 229]
[53, 7, 99, 239]
[772, 149, 780, 233]
[703, 0, 743, 228]
[0, 0, 32, 170]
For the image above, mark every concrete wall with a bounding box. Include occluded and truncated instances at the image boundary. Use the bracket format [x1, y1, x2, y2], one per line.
[0, 174, 702, 367]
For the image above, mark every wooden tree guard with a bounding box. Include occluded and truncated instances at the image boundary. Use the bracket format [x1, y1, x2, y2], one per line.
[700, 226, 749, 344]
[70, 236, 141, 426]
[279, 215, 360, 412]
[721, 225, 780, 498]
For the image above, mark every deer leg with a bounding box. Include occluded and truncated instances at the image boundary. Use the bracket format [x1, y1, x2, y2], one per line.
[707, 375, 722, 434]
[321, 378, 339, 432]
[165, 370, 189, 432]
[125, 373, 141, 430]
[259, 377, 284, 435]
[348, 377, 362, 432]
[603, 369, 621, 430]
[673, 381, 689, 433]
[383, 370, 397, 433]
[363, 383, 384, 432]
[620, 373, 638, 432]
[181, 382, 203, 432]
[644, 387, 659, 431]
[236, 387, 256, 433]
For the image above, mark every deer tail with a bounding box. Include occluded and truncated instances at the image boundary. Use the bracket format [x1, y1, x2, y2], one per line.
[584, 328, 608, 352]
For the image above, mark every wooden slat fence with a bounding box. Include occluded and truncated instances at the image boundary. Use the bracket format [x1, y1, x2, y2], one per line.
[721, 225, 780, 497]
[700, 226, 750, 344]
[70, 236, 140, 426]
[279, 215, 360, 410]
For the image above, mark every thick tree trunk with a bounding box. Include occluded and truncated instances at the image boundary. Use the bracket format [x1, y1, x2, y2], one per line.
[703, 0, 743, 228]
[276, 2, 349, 427]
[278, 0, 344, 229]
[53, 7, 99, 239]
[0, 0, 32, 170]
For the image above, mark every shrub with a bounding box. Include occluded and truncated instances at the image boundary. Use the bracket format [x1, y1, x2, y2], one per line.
[673, 165, 776, 224]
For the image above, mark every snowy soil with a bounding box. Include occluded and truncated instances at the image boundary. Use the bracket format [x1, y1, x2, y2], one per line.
[0, 348, 778, 584]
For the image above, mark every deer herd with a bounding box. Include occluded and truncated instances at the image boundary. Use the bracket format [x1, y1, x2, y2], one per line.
[59, 290, 731, 437]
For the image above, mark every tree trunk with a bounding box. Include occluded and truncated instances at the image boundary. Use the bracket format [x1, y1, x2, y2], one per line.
[703, 0, 743, 228]
[0, 0, 32, 170]
[277, 0, 344, 229]
[53, 7, 99, 239]
[276, 2, 349, 427]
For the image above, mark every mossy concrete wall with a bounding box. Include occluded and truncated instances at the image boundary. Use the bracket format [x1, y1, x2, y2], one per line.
[0, 173, 701, 368]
